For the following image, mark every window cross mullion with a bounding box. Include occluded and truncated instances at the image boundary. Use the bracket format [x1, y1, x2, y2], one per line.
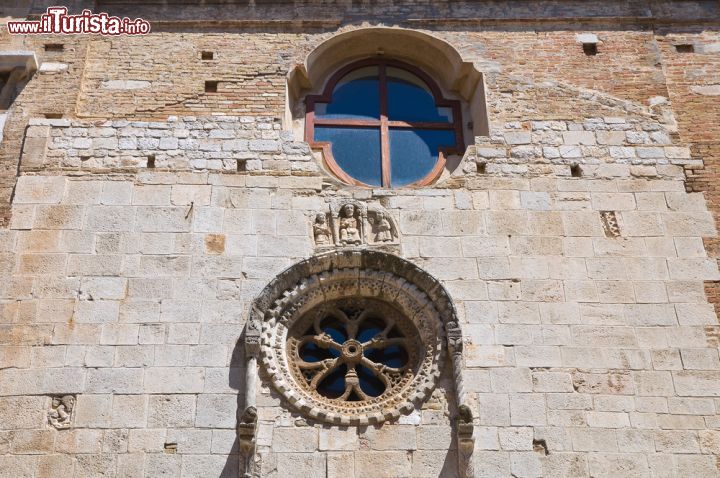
[306, 58, 463, 188]
[379, 63, 391, 188]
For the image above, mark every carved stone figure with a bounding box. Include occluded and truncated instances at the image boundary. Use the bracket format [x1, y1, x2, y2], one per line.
[48, 395, 75, 429]
[374, 212, 393, 242]
[457, 402, 476, 478]
[446, 320, 464, 356]
[238, 405, 258, 477]
[313, 213, 332, 246]
[338, 204, 362, 245]
[313, 202, 400, 248]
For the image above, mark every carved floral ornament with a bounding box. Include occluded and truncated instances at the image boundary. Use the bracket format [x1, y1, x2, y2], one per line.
[256, 252, 453, 426]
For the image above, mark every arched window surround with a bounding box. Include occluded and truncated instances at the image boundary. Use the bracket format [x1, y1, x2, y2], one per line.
[304, 58, 464, 188]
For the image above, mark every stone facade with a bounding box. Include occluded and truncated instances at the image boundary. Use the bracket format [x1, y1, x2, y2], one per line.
[1, 1, 720, 477]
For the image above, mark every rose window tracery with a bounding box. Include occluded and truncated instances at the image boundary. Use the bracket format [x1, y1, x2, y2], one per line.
[287, 298, 421, 403]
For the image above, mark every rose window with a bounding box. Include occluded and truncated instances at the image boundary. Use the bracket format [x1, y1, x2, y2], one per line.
[259, 266, 445, 425]
[287, 298, 420, 403]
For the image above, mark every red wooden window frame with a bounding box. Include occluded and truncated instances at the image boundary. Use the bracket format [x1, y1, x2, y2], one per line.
[304, 58, 464, 188]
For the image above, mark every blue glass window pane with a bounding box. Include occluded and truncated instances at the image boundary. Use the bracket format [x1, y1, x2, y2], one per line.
[389, 129, 455, 187]
[365, 345, 408, 369]
[315, 126, 382, 186]
[315, 66, 379, 120]
[318, 364, 347, 398]
[386, 67, 453, 123]
[299, 342, 332, 363]
[357, 318, 384, 343]
[319, 317, 348, 344]
[357, 365, 385, 397]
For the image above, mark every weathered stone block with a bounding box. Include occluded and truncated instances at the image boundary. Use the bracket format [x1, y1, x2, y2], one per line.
[272, 428, 319, 451]
[14, 176, 65, 204]
[143, 367, 204, 393]
[354, 451, 411, 477]
[319, 428, 359, 451]
[195, 394, 237, 428]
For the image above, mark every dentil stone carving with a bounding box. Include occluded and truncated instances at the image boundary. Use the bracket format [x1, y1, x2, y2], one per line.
[48, 395, 75, 429]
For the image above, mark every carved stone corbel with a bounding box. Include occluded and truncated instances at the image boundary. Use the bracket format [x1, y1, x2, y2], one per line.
[457, 404, 476, 478]
[238, 315, 261, 477]
[447, 320, 475, 478]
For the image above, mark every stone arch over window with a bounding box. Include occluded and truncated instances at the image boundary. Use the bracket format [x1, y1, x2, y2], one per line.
[287, 28, 488, 186]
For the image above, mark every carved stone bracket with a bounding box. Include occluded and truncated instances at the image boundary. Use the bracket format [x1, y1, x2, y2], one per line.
[457, 403, 476, 478]
[447, 319, 475, 478]
[238, 314, 261, 478]
[313, 200, 399, 248]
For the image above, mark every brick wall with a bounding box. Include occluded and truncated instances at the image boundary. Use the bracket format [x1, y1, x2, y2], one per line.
[0, 31, 89, 226]
[656, 30, 720, 315]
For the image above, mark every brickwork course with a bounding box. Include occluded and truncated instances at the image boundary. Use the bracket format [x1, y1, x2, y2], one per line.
[1, 1, 720, 477]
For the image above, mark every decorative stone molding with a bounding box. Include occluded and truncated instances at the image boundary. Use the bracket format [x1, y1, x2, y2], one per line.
[313, 200, 399, 248]
[251, 249, 466, 420]
[239, 314, 262, 477]
[48, 394, 75, 429]
[261, 269, 443, 425]
[600, 211, 621, 237]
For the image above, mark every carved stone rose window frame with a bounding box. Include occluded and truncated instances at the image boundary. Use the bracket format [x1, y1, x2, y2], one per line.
[247, 250, 469, 426]
[262, 267, 444, 425]
[287, 297, 423, 404]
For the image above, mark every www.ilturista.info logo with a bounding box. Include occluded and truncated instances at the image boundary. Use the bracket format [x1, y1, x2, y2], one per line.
[8, 7, 151, 35]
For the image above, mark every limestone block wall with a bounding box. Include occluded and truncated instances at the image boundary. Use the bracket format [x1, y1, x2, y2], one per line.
[24, 116, 315, 173]
[1, 2, 720, 476]
[2, 111, 720, 476]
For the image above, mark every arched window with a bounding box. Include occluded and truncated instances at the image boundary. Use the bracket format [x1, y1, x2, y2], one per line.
[305, 59, 464, 188]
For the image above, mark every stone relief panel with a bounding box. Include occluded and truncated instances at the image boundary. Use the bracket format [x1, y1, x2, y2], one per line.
[600, 210, 622, 237]
[313, 200, 399, 248]
[47, 394, 75, 429]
